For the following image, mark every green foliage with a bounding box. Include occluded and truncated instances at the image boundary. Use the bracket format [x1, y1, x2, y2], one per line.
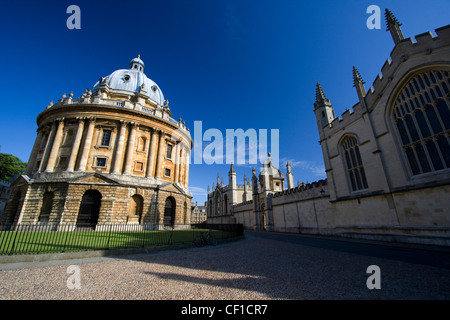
[0, 153, 27, 181]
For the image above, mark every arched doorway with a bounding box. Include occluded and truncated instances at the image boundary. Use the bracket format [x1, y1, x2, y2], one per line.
[77, 190, 102, 226]
[163, 196, 175, 227]
[128, 194, 143, 224]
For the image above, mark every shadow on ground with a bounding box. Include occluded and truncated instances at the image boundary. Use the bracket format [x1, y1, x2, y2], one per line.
[112, 231, 450, 299]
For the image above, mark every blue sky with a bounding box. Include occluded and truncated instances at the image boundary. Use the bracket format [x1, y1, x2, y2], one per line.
[0, 0, 449, 205]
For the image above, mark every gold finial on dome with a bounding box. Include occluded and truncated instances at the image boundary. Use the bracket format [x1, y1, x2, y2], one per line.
[138, 54, 140, 58]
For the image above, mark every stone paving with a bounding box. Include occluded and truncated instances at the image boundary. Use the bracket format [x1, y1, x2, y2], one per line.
[0, 231, 449, 300]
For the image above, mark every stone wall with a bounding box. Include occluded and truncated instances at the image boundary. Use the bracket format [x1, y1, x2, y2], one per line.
[212, 178, 450, 245]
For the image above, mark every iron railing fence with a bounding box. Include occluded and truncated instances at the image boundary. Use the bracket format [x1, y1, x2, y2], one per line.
[0, 223, 244, 256]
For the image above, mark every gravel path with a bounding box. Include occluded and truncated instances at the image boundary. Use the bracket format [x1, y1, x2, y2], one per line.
[0, 232, 449, 300]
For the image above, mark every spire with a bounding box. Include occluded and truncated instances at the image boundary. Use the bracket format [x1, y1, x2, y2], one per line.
[352, 66, 365, 87]
[315, 83, 328, 103]
[352, 66, 367, 99]
[229, 162, 235, 174]
[385, 9, 405, 45]
[286, 161, 292, 173]
[314, 83, 335, 129]
[286, 161, 294, 189]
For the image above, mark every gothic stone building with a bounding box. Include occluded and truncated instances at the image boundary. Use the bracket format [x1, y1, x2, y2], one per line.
[207, 10, 450, 246]
[2, 56, 193, 229]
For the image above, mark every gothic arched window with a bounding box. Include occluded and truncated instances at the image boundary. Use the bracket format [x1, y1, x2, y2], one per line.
[393, 69, 450, 176]
[340, 136, 368, 192]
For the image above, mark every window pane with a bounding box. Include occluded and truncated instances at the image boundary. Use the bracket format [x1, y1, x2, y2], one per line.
[97, 158, 106, 167]
[437, 136, 450, 167]
[405, 115, 420, 142]
[350, 149, 358, 168]
[360, 167, 368, 189]
[425, 106, 443, 134]
[415, 110, 431, 138]
[442, 82, 449, 95]
[406, 147, 421, 175]
[344, 151, 352, 170]
[101, 130, 111, 146]
[415, 144, 431, 173]
[355, 146, 363, 166]
[396, 120, 410, 145]
[354, 169, 363, 190]
[425, 140, 444, 171]
[436, 100, 450, 130]
[166, 145, 173, 158]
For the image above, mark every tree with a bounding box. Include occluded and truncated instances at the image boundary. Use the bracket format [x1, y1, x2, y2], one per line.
[0, 153, 27, 181]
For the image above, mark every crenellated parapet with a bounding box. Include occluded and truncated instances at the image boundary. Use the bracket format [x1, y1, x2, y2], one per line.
[318, 23, 450, 138]
[365, 25, 450, 110]
[272, 179, 328, 205]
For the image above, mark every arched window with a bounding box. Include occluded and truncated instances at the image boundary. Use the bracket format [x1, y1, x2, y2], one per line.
[39, 191, 54, 223]
[340, 136, 368, 192]
[392, 70, 450, 175]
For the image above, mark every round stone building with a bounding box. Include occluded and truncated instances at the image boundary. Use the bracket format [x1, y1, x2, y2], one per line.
[2, 56, 193, 228]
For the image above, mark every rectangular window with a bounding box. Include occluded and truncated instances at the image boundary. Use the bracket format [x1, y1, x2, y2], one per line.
[101, 130, 112, 146]
[166, 144, 173, 159]
[165, 168, 171, 177]
[96, 157, 107, 167]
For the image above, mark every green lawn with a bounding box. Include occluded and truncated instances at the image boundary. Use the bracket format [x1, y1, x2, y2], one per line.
[0, 228, 231, 255]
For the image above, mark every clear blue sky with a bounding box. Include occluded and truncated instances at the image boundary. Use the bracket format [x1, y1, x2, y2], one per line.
[0, 0, 449, 205]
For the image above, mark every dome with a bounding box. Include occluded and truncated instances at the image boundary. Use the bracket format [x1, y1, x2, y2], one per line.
[93, 56, 165, 106]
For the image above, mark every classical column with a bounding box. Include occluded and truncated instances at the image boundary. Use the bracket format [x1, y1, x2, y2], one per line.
[174, 141, 181, 182]
[123, 122, 138, 175]
[146, 128, 158, 177]
[45, 118, 65, 172]
[155, 130, 166, 179]
[77, 117, 95, 172]
[112, 121, 128, 174]
[184, 149, 190, 187]
[39, 122, 57, 172]
[25, 128, 44, 175]
[66, 117, 85, 172]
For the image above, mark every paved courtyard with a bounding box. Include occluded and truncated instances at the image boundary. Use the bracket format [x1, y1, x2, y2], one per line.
[0, 231, 449, 300]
